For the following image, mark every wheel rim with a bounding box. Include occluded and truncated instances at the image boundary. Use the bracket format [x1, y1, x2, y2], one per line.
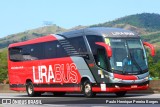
[28, 85, 33, 94]
[85, 84, 91, 95]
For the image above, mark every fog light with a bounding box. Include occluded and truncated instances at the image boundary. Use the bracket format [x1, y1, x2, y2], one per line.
[115, 85, 120, 88]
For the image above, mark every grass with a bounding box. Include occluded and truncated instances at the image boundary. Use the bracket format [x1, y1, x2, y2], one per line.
[151, 77, 160, 80]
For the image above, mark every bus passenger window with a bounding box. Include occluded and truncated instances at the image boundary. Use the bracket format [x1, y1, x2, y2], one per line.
[56, 42, 68, 58]
[44, 41, 56, 59]
[9, 47, 23, 62]
[21, 45, 31, 61]
[68, 37, 87, 56]
[29, 43, 45, 60]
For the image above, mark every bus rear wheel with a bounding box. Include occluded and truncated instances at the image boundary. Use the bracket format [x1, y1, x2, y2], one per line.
[115, 91, 127, 97]
[26, 81, 41, 97]
[83, 80, 96, 97]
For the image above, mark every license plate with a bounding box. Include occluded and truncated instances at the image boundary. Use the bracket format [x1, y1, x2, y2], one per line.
[131, 85, 137, 88]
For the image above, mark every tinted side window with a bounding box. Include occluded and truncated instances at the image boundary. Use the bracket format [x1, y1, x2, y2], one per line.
[44, 41, 56, 59]
[86, 35, 104, 55]
[87, 35, 111, 71]
[30, 43, 44, 60]
[9, 47, 23, 61]
[9, 43, 45, 61]
[68, 36, 87, 55]
[9, 41, 68, 62]
[44, 41, 68, 58]
[21, 45, 32, 61]
[56, 41, 68, 58]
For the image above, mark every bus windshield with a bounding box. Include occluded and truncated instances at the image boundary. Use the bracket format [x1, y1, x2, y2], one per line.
[108, 38, 148, 74]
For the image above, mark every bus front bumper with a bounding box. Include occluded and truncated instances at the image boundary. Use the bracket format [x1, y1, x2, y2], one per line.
[92, 81, 149, 92]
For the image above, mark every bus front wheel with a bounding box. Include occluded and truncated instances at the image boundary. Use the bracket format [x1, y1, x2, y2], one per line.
[83, 80, 96, 97]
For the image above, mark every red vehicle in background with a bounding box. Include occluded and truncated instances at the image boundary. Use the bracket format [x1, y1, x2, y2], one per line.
[8, 27, 155, 97]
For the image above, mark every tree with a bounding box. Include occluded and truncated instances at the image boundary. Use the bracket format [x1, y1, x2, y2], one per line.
[0, 49, 8, 83]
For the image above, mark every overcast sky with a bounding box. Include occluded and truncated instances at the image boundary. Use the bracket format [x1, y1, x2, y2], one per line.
[0, 0, 160, 38]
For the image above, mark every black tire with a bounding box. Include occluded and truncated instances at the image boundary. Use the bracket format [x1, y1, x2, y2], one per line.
[26, 81, 41, 97]
[83, 80, 96, 98]
[115, 91, 127, 97]
[53, 92, 66, 96]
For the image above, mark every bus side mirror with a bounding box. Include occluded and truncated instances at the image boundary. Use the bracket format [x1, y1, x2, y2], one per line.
[95, 42, 112, 58]
[143, 42, 155, 57]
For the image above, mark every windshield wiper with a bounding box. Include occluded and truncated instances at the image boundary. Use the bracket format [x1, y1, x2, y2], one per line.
[129, 51, 143, 74]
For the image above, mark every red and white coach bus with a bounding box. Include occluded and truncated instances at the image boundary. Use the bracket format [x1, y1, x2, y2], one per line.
[8, 27, 155, 97]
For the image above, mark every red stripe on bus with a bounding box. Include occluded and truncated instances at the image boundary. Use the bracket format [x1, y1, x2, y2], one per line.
[9, 35, 57, 48]
[34, 87, 81, 92]
[114, 73, 137, 80]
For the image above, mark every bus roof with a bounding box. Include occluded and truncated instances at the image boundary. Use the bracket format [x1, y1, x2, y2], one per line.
[60, 27, 140, 38]
[8, 27, 140, 48]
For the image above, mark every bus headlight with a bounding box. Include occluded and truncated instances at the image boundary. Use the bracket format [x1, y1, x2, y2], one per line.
[144, 76, 149, 80]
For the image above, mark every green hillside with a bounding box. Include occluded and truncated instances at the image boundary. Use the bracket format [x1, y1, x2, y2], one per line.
[91, 13, 160, 32]
[0, 25, 66, 49]
[142, 31, 160, 46]
[1, 13, 160, 50]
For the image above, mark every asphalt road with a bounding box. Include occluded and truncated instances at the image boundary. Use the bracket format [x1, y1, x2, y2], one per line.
[0, 93, 160, 107]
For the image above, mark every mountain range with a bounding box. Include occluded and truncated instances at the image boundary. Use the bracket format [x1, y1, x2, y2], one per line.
[1, 13, 160, 50]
